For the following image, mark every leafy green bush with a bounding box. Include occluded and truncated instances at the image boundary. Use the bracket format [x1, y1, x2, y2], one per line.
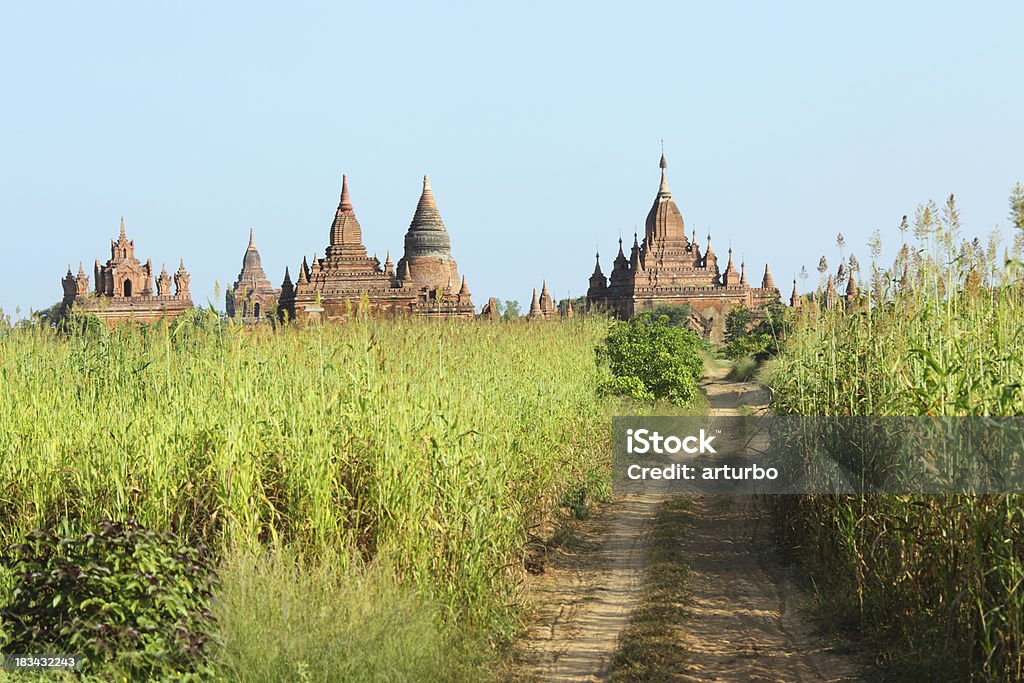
[647, 304, 696, 328]
[59, 311, 109, 342]
[0, 520, 219, 681]
[597, 312, 703, 406]
[723, 301, 787, 361]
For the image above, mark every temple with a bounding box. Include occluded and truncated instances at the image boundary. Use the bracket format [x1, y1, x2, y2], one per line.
[61, 218, 193, 324]
[278, 174, 474, 322]
[527, 281, 558, 320]
[226, 229, 280, 323]
[586, 154, 780, 339]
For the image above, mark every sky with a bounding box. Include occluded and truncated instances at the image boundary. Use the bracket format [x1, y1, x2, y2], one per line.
[1, 1, 1022, 316]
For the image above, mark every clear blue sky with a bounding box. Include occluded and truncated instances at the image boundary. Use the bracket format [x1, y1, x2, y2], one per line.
[1, 1, 1021, 315]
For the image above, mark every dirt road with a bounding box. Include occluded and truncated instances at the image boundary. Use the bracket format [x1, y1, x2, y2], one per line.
[518, 483, 670, 680]
[517, 368, 863, 682]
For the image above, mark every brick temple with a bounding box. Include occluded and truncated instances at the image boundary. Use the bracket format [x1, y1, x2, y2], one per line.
[61, 218, 193, 324]
[278, 174, 474, 322]
[587, 154, 779, 338]
[226, 229, 280, 323]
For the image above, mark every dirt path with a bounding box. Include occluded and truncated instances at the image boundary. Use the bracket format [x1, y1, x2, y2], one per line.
[516, 367, 863, 682]
[675, 367, 861, 682]
[517, 484, 671, 681]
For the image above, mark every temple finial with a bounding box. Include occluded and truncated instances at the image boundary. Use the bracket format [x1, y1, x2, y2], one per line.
[248, 228, 256, 249]
[339, 174, 353, 212]
[658, 149, 669, 194]
[119, 216, 126, 239]
[420, 174, 437, 208]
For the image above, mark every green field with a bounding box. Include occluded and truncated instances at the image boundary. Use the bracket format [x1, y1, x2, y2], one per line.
[0, 316, 614, 680]
[769, 199, 1024, 680]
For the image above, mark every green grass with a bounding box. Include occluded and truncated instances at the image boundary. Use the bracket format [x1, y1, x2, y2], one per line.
[767, 196, 1024, 681]
[609, 499, 692, 682]
[725, 355, 759, 382]
[216, 549, 478, 682]
[0, 316, 615, 680]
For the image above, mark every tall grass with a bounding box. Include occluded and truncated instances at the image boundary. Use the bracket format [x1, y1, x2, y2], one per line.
[0, 317, 613, 679]
[769, 196, 1024, 680]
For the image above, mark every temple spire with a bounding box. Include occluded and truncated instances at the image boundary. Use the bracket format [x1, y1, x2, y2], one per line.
[326, 173, 367, 257]
[248, 228, 256, 249]
[846, 274, 859, 298]
[762, 264, 776, 289]
[119, 216, 126, 240]
[410, 174, 444, 228]
[529, 288, 541, 317]
[339, 174, 353, 213]
[658, 152, 670, 196]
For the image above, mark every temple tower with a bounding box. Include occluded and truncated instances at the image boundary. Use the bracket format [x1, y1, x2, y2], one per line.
[586, 151, 782, 334]
[396, 175, 461, 291]
[61, 218, 193, 325]
[227, 229, 281, 322]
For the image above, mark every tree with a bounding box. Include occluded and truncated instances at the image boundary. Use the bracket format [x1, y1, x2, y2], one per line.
[648, 303, 696, 327]
[501, 300, 521, 320]
[597, 312, 703, 406]
[1010, 182, 1024, 233]
[723, 302, 788, 361]
[724, 305, 753, 352]
[558, 295, 587, 317]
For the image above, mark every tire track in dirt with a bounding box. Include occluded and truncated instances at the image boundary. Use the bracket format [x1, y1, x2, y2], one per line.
[673, 368, 862, 682]
[516, 367, 864, 682]
[517, 487, 671, 681]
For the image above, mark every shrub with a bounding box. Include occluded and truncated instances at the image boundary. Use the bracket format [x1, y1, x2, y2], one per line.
[597, 312, 703, 406]
[648, 304, 696, 328]
[0, 520, 219, 681]
[723, 301, 787, 361]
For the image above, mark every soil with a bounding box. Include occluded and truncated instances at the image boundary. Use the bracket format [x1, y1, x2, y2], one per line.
[514, 366, 864, 682]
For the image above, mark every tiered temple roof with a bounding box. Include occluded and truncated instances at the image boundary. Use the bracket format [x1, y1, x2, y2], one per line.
[526, 280, 558, 320]
[587, 153, 780, 340]
[226, 229, 281, 323]
[278, 173, 474, 322]
[61, 218, 193, 325]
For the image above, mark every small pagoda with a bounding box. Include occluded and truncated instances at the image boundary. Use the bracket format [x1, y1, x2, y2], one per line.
[61, 218, 193, 325]
[226, 229, 280, 323]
